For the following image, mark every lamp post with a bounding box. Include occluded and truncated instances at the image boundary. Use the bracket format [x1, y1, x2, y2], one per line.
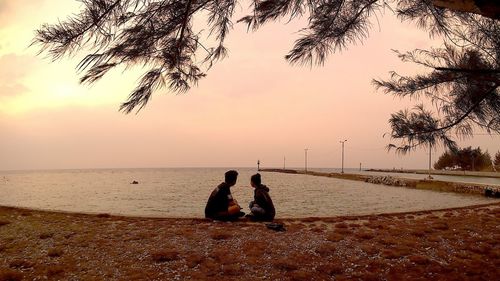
[340, 140, 347, 173]
[427, 145, 433, 179]
[304, 148, 309, 173]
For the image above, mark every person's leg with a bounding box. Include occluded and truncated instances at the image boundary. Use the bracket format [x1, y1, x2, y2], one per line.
[213, 211, 245, 221]
[250, 204, 266, 216]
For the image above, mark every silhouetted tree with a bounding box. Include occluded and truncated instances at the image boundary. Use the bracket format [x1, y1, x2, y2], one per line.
[494, 151, 500, 169]
[434, 150, 455, 170]
[34, 0, 499, 150]
[435, 146, 493, 171]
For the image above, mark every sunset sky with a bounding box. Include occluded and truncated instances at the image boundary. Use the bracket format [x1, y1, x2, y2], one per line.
[0, 0, 498, 171]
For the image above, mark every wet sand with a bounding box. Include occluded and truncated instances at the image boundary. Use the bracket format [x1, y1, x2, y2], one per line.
[1, 203, 499, 280]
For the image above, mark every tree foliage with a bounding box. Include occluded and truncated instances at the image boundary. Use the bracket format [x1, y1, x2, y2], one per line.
[33, 0, 499, 151]
[434, 146, 493, 171]
[494, 151, 500, 169]
[374, 7, 500, 153]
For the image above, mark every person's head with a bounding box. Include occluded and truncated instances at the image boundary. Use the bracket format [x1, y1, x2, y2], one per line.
[250, 173, 261, 188]
[224, 170, 238, 186]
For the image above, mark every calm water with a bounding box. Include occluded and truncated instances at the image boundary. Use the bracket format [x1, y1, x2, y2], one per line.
[0, 168, 495, 218]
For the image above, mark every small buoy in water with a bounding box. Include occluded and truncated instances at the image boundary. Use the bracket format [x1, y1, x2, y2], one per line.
[131, 180, 139, 184]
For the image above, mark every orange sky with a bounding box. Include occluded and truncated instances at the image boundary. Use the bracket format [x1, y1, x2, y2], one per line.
[0, 0, 498, 170]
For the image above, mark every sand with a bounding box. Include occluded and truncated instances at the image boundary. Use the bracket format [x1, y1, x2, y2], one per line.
[1, 203, 499, 280]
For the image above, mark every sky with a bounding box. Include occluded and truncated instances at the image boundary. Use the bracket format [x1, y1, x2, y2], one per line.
[0, 0, 498, 171]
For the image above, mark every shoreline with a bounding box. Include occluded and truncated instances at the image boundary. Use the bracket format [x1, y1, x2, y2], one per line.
[0, 201, 500, 222]
[0, 201, 499, 221]
[1, 203, 499, 280]
[259, 168, 500, 195]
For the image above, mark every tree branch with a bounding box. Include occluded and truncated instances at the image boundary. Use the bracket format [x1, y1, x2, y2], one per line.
[404, 85, 498, 137]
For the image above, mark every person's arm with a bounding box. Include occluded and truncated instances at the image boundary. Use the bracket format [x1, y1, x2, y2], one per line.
[254, 190, 269, 211]
[205, 188, 227, 218]
[214, 210, 230, 217]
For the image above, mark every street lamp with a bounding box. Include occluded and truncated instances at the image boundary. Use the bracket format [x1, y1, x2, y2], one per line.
[304, 148, 309, 173]
[340, 140, 347, 173]
[427, 145, 433, 180]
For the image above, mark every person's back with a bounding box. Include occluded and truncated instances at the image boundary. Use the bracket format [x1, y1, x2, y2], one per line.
[205, 182, 231, 218]
[205, 170, 245, 221]
[248, 173, 275, 221]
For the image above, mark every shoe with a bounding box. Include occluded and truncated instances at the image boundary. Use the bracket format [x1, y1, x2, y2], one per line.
[266, 223, 286, 232]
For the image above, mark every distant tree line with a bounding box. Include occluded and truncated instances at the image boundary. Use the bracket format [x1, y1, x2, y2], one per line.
[495, 151, 500, 171]
[434, 147, 499, 171]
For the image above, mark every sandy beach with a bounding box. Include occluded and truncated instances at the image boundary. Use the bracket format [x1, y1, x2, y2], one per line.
[1, 203, 499, 280]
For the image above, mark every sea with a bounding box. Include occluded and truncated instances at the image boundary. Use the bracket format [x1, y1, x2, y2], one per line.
[0, 168, 497, 218]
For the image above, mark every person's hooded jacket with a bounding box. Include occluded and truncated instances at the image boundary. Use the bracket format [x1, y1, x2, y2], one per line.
[254, 184, 275, 220]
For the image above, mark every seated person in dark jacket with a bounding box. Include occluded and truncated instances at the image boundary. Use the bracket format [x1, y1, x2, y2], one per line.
[247, 173, 275, 221]
[205, 170, 245, 221]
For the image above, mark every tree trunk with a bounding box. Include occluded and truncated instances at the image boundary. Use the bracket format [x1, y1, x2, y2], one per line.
[432, 0, 500, 19]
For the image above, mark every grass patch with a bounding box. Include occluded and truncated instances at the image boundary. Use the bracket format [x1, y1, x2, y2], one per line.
[326, 233, 344, 242]
[317, 263, 343, 275]
[287, 269, 314, 281]
[335, 222, 348, 228]
[377, 236, 398, 246]
[334, 228, 352, 235]
[315, 244, 336, 257]
[96, 213, 111, 218]
[0, 269, 23, 281]
[39, 232, 54, 239]
[310, 227, 324, 233]
[209, 230, 231, 240]
[241, 240, 266, 257]
[47, 248, 64, 257]
[151, 250, 180, 263]
[360, 244, 379, 255]
[365, 222, 386, 230]
[432, 223, 449, 231]
[199, 259, 220, 276]
[273, 258, 299, 271]
[381, 249, 400, 259]
[185, 252, 204, 268]
[46, 265, 65, 278]
[209, 248, 238, 265]
[408, 255, 430, 265]
[222, 264, 241, 276]
[382, 246, 413, 260]
[355, 231, 375, 240]
[9, 259, 34, 269]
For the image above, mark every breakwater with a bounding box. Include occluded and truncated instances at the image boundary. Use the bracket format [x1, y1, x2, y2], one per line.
[259, 169, 499, 196]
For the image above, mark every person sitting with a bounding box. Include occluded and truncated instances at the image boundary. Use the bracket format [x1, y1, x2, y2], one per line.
[247, 173, 275, 221]
[205, 170, 245, 221]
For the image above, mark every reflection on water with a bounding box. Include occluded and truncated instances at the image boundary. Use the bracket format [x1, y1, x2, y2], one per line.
[0, 168, 495, 218]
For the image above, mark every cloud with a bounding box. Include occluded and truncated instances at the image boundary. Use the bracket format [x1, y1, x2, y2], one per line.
[0, 53, 35, 97]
